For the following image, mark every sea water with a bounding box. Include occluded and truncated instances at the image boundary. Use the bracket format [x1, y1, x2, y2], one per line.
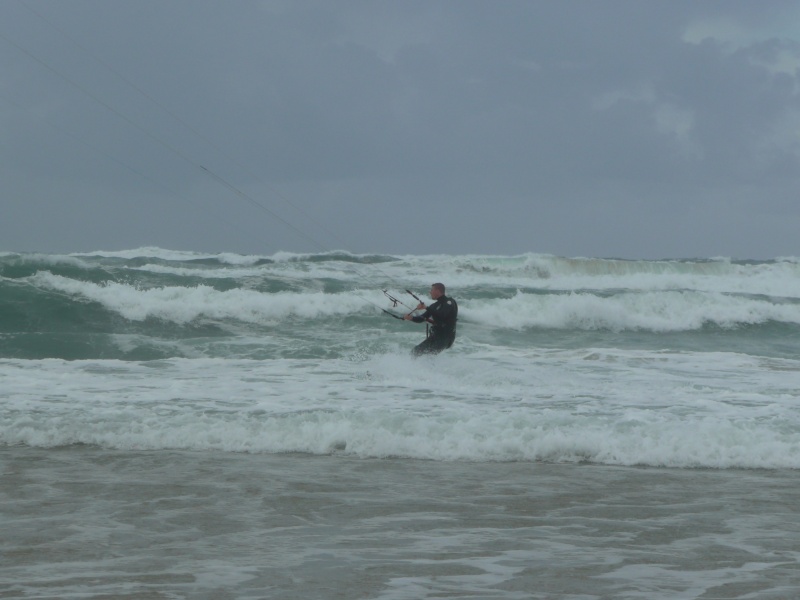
[1, 249, 799, 599]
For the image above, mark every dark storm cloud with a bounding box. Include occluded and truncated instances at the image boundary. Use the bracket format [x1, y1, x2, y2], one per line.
[1, 1, 799, 257]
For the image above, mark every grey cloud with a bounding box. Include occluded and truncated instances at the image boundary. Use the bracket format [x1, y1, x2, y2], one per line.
[1, 1, 799, 257]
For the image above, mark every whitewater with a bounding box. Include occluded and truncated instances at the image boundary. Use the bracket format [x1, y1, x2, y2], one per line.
[2, 248, 800, 599]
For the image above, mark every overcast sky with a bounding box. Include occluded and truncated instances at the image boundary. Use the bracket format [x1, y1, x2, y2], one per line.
[2, 1, 799, 259]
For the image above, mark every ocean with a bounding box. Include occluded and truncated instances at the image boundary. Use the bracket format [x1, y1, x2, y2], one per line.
[2, 248, 799, 599]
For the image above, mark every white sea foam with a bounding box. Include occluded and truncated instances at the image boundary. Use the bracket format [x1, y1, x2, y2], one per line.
[25, 271, 379, 323]
[3, 348, 799, 469]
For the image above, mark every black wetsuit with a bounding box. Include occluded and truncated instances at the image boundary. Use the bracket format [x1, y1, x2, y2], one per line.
[411, 295, 458, 356]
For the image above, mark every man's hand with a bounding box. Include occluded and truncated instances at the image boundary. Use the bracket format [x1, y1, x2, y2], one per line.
[404, 302, 425, 320]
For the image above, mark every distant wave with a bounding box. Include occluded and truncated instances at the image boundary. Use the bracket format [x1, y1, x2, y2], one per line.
[71, 247, 268, 264]
[67, 247, 398, 265]
[4, 249, 800, 334]
[5, 268, 798, 334]
[467, 289, 800, 332]
[18, 271, 371, 324]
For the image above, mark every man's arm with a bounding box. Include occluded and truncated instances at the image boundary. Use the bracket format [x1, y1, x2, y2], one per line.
[404, 302, 431, 322]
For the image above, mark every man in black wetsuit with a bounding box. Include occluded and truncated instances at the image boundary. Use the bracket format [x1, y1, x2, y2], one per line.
[404, 283, 458, 356]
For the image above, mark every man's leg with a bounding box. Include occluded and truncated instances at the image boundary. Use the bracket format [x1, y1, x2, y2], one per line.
[412, 336, 449, 357]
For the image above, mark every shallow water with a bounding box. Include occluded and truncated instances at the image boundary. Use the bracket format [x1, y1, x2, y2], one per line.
[2, 447, 799, 599]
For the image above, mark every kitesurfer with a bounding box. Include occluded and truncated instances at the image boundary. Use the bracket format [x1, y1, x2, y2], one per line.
[404, 283, 458, 356]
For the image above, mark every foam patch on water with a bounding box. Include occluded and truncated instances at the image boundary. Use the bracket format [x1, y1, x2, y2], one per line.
[3, 348, 799, 469]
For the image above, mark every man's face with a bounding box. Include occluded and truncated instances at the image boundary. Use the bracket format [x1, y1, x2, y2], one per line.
[430, 286, 442, 300]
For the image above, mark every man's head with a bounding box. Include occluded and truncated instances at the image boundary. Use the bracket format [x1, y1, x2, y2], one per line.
[430, 283, 445, 299]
